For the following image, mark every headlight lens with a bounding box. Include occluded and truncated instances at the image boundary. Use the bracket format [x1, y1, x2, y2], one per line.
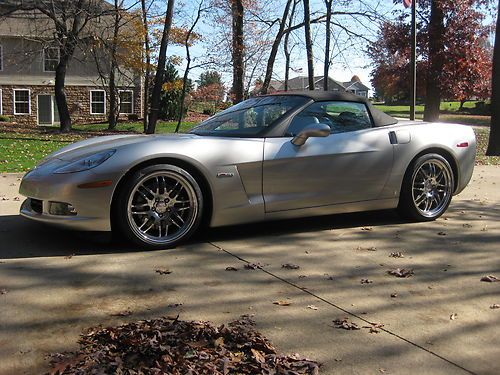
[53, 150, 116, 174]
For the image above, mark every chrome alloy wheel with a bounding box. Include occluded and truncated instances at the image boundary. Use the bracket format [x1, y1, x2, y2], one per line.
[126, 171, 198, 245]
[411, 158, 453, 218]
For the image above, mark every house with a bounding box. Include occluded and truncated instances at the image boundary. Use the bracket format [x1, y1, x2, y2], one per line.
[275, 75, 369, 98]
[0, 3, 142, 127]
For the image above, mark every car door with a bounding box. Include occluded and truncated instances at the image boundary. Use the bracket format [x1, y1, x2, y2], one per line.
[263, 100, 394, 213]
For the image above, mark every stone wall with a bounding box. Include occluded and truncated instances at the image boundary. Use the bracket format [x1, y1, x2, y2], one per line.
[0, 84, 142, 126]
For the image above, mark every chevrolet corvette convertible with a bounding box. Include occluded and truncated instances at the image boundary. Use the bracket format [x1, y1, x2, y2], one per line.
[19, 92, 476, 248]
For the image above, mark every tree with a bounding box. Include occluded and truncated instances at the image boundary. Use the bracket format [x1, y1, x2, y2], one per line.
[175, 1, 205, 133]
[283, 0, 299, 91]
[231, 0, 244, 103]
[486, 1, 500, 156]
[368, 0, 492, 116]
[141, 0, 152, 133]
[258, 0, 294, 94]
[197, 71, 223, 88]
[323, 0, 333, 91]
[423, 0, 445, 121]
[147, 0, 175, 134]
[303, 0, 314, 91]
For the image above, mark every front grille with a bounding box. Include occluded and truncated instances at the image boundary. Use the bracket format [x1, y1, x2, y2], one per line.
[30, 198, 43, 214]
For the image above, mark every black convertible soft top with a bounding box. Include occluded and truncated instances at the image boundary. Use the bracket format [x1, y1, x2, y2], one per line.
[265, 91, 398, 128]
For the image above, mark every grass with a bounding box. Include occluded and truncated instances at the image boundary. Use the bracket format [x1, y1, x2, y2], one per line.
[0, 115, 498, 173]
[374, 101, 491, 127]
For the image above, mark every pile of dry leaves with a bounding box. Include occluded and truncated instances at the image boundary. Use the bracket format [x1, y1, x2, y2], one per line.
[48, 315, 319, 375]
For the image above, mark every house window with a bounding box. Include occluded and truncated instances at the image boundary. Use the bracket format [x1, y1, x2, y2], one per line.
[90, 90, 106, 114]
[13, 89, 31, 115]
[43, 47, 59, 72]
[119, 90, 133, 114]
[0, 44, 3, 71]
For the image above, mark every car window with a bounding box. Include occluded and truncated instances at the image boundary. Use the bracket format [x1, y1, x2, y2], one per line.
[286, 101, 373, 136]
[191, 96, 308, 137]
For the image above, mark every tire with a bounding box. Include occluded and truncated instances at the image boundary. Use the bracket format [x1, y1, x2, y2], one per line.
[115, 164, 204, 249]
[398, 153, 454, 221]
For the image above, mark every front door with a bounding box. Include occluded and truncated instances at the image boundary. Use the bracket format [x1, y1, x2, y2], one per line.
[263, 100, 395, 213]
[38, 95, 59, 126]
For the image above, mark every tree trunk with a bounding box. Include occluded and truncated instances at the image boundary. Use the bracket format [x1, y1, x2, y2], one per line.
[283, 0, 297, 92]
[423, 1, 445, 122]
[323, 0, 332, 91]
[303, 0, 314, 90]
[147, 0, 175, 134]
[486, 0, 500, 156]
[231, 0, 244, 103]
[141, 0, 151, 133]
[108, 0, 120, 130]
[175, 3, 203, 133]
[55, 52, 72, 133]
[108, 68, 118, 129]
[459, 99, 466, 111]
[259, 0, 293, 94]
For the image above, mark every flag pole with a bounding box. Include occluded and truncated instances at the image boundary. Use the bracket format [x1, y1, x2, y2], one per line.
[410, 0, 417, 121]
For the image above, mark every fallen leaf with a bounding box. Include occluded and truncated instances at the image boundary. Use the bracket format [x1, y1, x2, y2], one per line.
[450, 313, 458, 320]
[244, 263, 261, 270]
[225, 266, 238, 271]
[389, 252, 404, 258]
[362, 322, 384, 333]
[64, 254, 75, 260]
[356, 246, 377, 251]
[155, 268, 172, 275]
[481, 275, 499, 282]
[167, 303, 182, 308]
[437, 231, 447, 236]
[250, 348, 265, 363]
[490, 304, 500, 309]
[390, 293, 398, 298]
[282, 263, 300, 270]
[110, 310, 132, 317]
[298, 275, 307, 279]
[462, 223, 472, 228]
[0, 288, 8, 295]
[388, 268, 414, 278]
[214, 336, 225, 347]
[361, 227, 373, 231]
[307, 305, 318, 310]
[273, 300, 291, 306]
[360, 278, 373, 284]
[1, 197, 9, 201]
[333, 317, 360, 330]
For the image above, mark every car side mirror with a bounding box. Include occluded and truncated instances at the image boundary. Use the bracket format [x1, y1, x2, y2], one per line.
[291, 123, 331, 146]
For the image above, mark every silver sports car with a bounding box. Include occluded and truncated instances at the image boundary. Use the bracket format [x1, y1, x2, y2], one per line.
[19, 92, 476, 248]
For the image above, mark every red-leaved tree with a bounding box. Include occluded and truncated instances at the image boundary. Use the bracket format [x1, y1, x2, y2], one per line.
[368, 0, 492, 117]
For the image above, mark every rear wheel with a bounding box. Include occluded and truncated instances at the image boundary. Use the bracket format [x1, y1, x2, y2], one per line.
[115, 164, 203, 249]
[398, 153, 454, 221]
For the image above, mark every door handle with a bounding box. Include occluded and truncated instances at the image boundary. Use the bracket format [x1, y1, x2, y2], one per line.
[389, 131, 398, 144]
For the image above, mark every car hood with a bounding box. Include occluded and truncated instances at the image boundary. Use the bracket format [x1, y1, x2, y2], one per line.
[43, 133, 199, 162]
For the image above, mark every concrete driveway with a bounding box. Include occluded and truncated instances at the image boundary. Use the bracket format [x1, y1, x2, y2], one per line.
[0, 167, 499, 375]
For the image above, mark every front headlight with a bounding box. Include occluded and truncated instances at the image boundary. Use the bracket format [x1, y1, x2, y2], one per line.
[53, 150, 116, 174]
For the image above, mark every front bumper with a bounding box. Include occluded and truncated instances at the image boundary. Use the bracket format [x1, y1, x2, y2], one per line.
[18, 161, 119, 231]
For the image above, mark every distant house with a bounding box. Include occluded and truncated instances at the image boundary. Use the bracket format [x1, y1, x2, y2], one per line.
[0, 2, 142, 127]
[269, 75, 369, 98]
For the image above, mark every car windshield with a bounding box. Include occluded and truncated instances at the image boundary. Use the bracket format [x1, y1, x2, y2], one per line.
[189, 95, 309, 137]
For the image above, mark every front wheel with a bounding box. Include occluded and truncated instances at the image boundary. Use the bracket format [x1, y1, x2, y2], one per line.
[115, 164, 203, 249]
[398, 154, 454, 221]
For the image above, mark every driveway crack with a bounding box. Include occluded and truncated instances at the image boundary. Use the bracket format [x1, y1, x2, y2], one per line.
[209, 241, 477, 375]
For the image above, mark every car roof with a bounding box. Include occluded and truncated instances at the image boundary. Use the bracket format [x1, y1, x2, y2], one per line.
[262, 91, 398, 128]
[263, 90, 369, 103]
